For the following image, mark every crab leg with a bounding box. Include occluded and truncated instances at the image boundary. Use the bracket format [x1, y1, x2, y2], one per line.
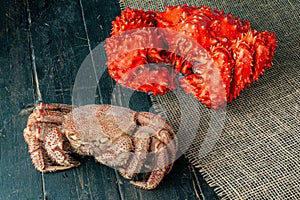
[43, 127, 80, 172]
[38, 103, 75, 113]
[118, 112, 177, 189]
[93, 136, 133, 167]
[130, 146, 169, 190]
[136, 112, 174, 133]
[24, 124, 54, 172]
[153, 129, 177, 174]
[34, 110, 66, 124]
[27, 103, 74, 126]
[118, 127, 151, 179]
[24, 123, 80, 172]
[136, 112, 177, 172]
[24, 103, 80, 172]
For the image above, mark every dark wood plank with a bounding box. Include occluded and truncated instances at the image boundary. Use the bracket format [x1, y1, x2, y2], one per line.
[0, 0, 219, 199]
[190, 164, 220, 200]
[26, 0, 120, 199]
[0, 1, 43, 199]
[114, 156, 202, 200]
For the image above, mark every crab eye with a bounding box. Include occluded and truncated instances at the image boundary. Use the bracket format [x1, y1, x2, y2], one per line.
[100, 137, 109, 143]
[67, 132, 78, 141]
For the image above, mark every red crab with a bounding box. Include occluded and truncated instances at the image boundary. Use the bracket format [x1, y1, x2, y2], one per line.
[105, 5, 277, 109]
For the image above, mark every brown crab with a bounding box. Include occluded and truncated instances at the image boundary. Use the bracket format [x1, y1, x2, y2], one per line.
[23, 103, 177, 190]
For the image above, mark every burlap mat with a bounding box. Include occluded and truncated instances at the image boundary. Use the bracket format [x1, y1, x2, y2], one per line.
[119, 0, 300, 199]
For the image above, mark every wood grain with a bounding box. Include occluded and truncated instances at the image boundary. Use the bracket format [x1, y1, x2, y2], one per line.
[0, 0, 219, 199]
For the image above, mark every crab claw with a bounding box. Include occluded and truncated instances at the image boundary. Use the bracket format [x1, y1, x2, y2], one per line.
[24, 103, 81, 172]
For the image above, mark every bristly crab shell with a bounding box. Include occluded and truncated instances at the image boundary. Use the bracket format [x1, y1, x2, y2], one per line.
[24, 103, 178, 190]
[105, 5, 277, 109]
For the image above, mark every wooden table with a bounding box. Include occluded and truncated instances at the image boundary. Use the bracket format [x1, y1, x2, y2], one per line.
[0, 0, 219, 199]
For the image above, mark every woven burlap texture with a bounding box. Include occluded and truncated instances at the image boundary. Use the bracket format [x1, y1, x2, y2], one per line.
[119, 0, 300, 199]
